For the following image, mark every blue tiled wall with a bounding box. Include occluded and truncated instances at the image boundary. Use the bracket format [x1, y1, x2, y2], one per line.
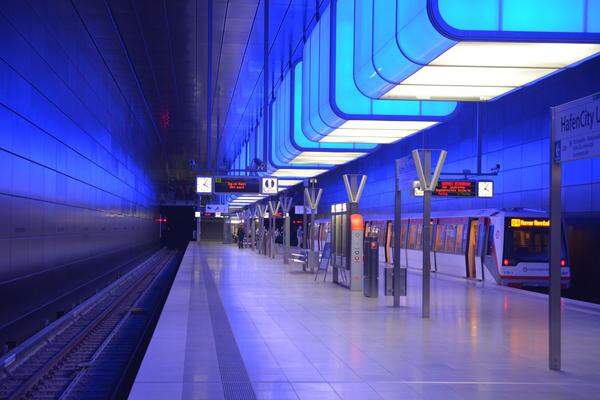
[315, 56, 600, 218]
[0, 1, 160, 283]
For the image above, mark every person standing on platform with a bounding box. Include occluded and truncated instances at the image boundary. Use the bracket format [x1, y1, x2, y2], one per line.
[237, 225, 245, 249]
[296, 225, 303, 248]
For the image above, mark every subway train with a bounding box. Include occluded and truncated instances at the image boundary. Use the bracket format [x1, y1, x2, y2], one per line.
[314, 209, 570, 287]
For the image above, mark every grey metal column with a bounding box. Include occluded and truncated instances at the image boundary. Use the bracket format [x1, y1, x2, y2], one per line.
[412, 150, 445, 318]
[196, 196, 202, 241]
[256, 204, 267, 255]
[393, 175, 401, 308]
[249, 207, 256, 250]
[268, 200, 281, 259]
[280, 196, 293, 264]
[262, 0, 269, 179]
[549, 111, 562, 371]
[422, 150, 431, 319]
[304, 187, 323, 271]
[302, 180, 308, 249]
[206, 0, 213, 171]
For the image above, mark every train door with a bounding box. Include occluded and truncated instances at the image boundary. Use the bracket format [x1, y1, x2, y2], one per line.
[467, 219, 479, 278]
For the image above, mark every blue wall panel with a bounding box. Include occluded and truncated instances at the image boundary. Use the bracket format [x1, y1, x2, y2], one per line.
[0, 0, 160, 284]
[315, 56, 600, 218]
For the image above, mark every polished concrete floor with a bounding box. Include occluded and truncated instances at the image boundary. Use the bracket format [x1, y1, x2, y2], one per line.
[129, 242, 600, 399]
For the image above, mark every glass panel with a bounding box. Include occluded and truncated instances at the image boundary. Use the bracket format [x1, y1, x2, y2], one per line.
[408, 222, 418, 249]
[416, 224, 423, 250]
[444, 224, 456, 253]
[506, 228, 549, 262]
[455, 224, 464, 253]
[435, 223, 446, 251]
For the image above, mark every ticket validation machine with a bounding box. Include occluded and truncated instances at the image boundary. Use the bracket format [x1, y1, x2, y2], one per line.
[350, 214, 365, 291]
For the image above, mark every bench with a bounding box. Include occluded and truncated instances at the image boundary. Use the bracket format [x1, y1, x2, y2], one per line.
[289, 249, 308, 270]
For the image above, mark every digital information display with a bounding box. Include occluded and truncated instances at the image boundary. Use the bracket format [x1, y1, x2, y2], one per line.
[509, 218, 550, 228]
[214, 177, 260, 193]
[413, 180, 477, 197]
[435, 180, 476, 197]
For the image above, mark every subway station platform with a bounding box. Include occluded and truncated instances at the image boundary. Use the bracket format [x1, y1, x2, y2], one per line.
[129, 243, 600, 400]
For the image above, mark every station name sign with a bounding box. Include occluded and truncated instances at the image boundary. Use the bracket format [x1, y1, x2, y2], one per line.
[509, 218, 550, 228]
[553, 92, 600, 163]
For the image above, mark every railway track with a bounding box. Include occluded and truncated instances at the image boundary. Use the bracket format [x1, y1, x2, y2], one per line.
[0, 248, 180, 400]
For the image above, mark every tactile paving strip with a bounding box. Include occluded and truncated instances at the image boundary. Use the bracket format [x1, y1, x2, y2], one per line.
[201, 258, 257, 400]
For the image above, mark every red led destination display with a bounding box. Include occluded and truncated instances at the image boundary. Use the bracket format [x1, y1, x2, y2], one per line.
[214, 177, 260, 193]
[434, 180, 476, 197]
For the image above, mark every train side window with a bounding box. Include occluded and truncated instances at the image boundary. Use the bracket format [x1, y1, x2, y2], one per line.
[454, 224, 464, 253]
[416, 224, 423, 250]
[408, 223, 418, 249]
[487, 225, 494, 255]
[444, 224, 457, 253]
[434, 223, 446, 251]
[400, 222, 408, 248]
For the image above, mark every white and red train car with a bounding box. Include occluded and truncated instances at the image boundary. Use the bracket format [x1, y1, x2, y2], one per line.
[315, 209, 570, 287]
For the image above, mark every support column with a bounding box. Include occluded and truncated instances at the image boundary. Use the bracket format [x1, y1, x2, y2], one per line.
[422, 151, 431, 319]
[549, 111, 562, 370]
[280, 197, 293, 264]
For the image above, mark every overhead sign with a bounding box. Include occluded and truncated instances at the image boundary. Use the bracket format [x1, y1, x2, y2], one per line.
[197, 176, 278, 195]
[196, 177, 213, 194]
[413, 180, 479, 197]
[413, 180, 493, 197]
[214, 177, 260, 193]
[206, 204, 228, 213]
[261, 177, 278, 194]
[553, 93, 600, 163]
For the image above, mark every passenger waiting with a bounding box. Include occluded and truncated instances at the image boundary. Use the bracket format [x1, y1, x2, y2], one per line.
[237, 226, 245, 249]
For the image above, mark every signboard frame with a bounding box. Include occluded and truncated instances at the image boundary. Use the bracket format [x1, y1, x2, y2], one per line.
[214, 176, 261, 194]
[547, 92, 599, 371]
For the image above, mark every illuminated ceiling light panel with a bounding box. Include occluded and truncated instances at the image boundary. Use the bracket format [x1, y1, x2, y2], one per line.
[403, 66, 554, 88]
[325, 129, 416, 138]
[272, 169, 327, 178]
[339, 120, 436, 130]
[431, 42, 600, 69]
[319, 127, 425, 144]
[300, 0, 457, 144]
[383, 85, 511, 102]
[278, 179, 303, 187]
[290, 151, 366, 165]
[320, 135, 406, 144]
[234, 196, 265, 200]
[358, 0, 599, 102]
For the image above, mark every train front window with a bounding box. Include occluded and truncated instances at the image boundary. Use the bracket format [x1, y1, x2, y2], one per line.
[505, 228, 549, 263]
